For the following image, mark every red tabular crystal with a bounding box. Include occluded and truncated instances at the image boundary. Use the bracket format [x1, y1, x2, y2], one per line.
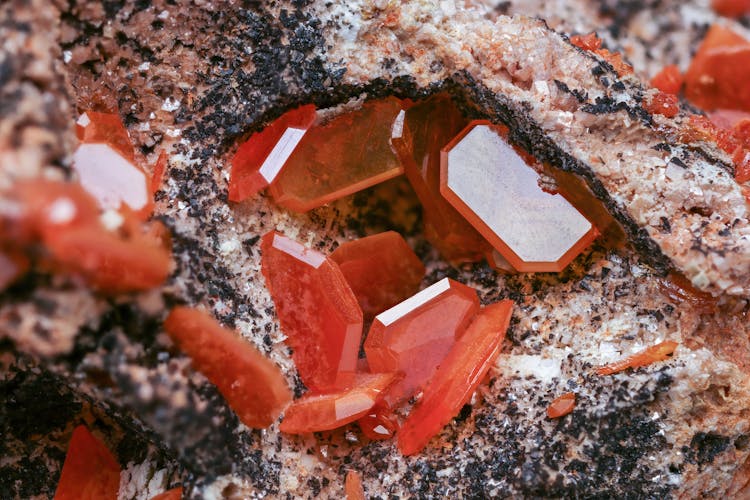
[397, 300, 513, 456]
[74, 111, 151, 213]
[330, 231, 425, 319]
[547, 392, 576, 419]
[54, 425, 120, 500]
[345, 471, 366, 500]
[357, 403, 398, 440]
[712, 0, 750, 17]
[364, 277, 480, 406]
[279, 372, 398, 434]
[685, 25, 750, 111]
[644, 91, 679, 118]
[229, 105, 316, 202]
[151, 150, 168, 194]
[392, 94, 490, 263]
[164, 307, 292, 428]
[261, 231, 363, 392]
[650, 65, 683, 95]
[268, 97, 405, 212]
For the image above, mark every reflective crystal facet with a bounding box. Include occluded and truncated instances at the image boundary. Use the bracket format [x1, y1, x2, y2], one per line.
[392, 94, 490, 262]
[164, 307, 292, 428]
[279, 372, 398, 434]
[397, 300, 513, 455]
[440, 122, 597, 272]
[261, 231, 363, 392]
[269, 97, 405, 212]
[74, 112, 150, 212]
[330, 231, 425, 319]
[229, 105, 316, 202]
[364, 277, 480, 406]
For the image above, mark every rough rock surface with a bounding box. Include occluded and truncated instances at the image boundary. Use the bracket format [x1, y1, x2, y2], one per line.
[2, 0, 750, 499]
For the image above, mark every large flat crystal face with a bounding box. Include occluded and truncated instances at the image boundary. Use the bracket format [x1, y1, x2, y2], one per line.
[73, 143, 149, 211]
[441, 122, 597, 272]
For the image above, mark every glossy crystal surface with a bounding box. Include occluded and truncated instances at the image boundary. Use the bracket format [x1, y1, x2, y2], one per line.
[440, 122, 597, 272]
[392, 94, 489, 262]
[357, 403, 398, 440]
[330, 231, 425, 319]
[269, 98, 405, 212]
[364, 277, 479, 406]
[54, 425, 120, 500]
[397, 300, 513, 455]
[261, 231, 363, 391]
[229, 105, 316, 202]
[164, 307, 292, 428]
[279, 372, 397, 434]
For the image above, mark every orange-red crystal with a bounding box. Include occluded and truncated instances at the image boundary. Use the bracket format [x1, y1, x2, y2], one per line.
[644, 91, 679, 118]
[392, 94, 489, 263]
[330, 231, 425, 319]
[54, 425, 120, 500]
[261, 231, 363, 392]
[651, 65, 683, 95]
[74, 111, 151, 214]
[397, 300, 513, 455]
[164, 307, 292, 428]
[268, 98, 405, 212]
[357, 403, 399, 440]
[345, 471, 366, 500]
[596, 340, 679, 376]
[229, 105, 316, 202]
[712, 0, 750, 17]
[279, 372, 398, 434]
[364, 277, 480, 406]
[546, 392, 576, 419]
[685, 25, 750, 112]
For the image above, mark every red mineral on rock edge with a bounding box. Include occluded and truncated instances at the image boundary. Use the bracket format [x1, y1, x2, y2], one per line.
[644, 91, 679, 118]
[685, 24, 750, 112]
[397, 300, 513, 456]
[345, 470, 366, 500]
[261, 231, 363, 391]
[229, 105, 316, 202]
[74, 111, 151, 214]
[546, 392, 576, 419]
[596, 340, 679, 376]
[164, 307, 292, 428]
[570, 32, 633, 76]
[268, 97, 405, 212]
[712, 0, 750, 18]
[330, 231, 425, 320]
[279, 372, 398, 434]
[364, 277, 480, 406]
[54, 425, 120, 500]
[151, 150, 168, 194]
[651, 65, 683, 95]
[391, 94, 490, 263]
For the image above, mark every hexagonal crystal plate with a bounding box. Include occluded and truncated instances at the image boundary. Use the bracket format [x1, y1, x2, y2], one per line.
[440, 121, 598, 272]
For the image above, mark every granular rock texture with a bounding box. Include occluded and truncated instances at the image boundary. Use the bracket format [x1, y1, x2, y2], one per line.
[2, 0, 750, 499]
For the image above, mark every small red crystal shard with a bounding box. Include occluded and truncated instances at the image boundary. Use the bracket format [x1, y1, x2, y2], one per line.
[685, 25, 750, 111]
[546, 392, 576, 419]
[150, 487, 182, 500]
[261, 231, 363, 392]
[644, 91, 679, 118]
[651, 65, 683, 95]
[657, 271, 719, 315]
[74, 111, 150, 213]
[364, 277, 480, 406]
[229, 105, 316, 202]
[164, 307, 292, 428]
[151, 150, 168, 194]
[397, 300, 513, 455]
[268, 98, 405, 212]
[596, 340, 679, 376]
[357, 403, 398, 440]
[279, 372, 398, 434]
[392, 94, 490, 263]
[570, 32, 633, 76]
[441, 121, 597, 272]
[330, 231, 425, 319]
[345, 471, 366, 500]
[7, 180, 170, 293]
[712, 0, 750, 17]
[54, 425, 120, 500]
